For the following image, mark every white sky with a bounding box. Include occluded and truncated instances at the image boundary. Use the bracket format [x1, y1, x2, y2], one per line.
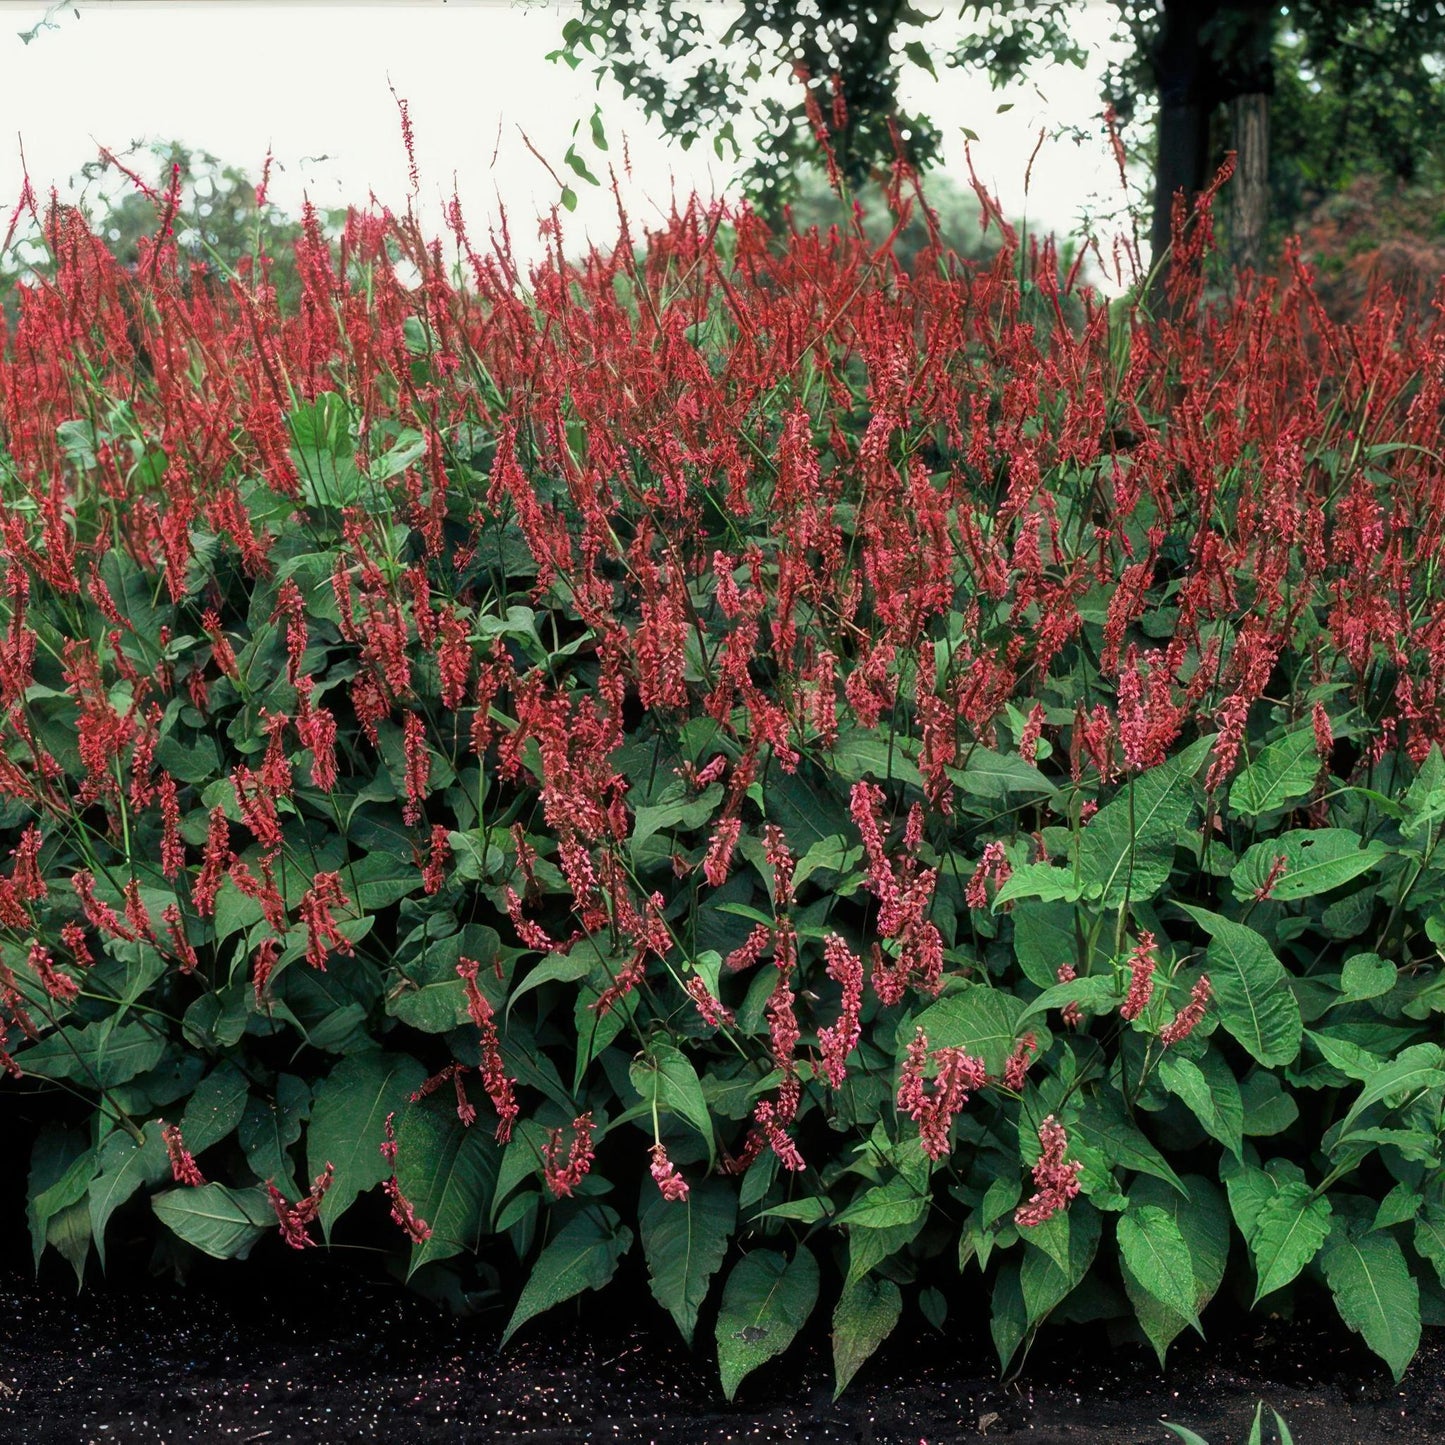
[0, 0, 1137, 280]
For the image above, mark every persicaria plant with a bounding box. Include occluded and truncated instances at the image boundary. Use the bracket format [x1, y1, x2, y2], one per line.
[3, 139, 1445, 1400]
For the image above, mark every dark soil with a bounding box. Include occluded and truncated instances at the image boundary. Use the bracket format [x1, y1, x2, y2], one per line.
[1, 1253, 1441, 1445]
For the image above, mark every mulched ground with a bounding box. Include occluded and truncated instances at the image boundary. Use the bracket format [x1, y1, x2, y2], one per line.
[1, 1252, 1441, 1445]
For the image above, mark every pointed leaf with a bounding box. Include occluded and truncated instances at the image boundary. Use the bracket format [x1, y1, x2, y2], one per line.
[1231, 830, 1387, 903]
[152, 1184, 271, 1260]
[832, 1275, 902, 1400]
[306, 1051, 428, 1240]
[1250, 1183, 1332, 1302]
[502, 1207, 632, 1345]
[1177, 906, 1302, 1066]
[716, 1247, 820, 1401]
[1118, 1205, 1200, 1326]
[1321, 1221, 1420, 1381]
[395, 1098, 500, 1275]
[640, 1177, 735, 1346]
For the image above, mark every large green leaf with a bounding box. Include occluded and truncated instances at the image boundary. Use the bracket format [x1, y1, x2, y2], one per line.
[639, 1177, 735, 1346]
[288, 391, 365, 507]
[1229, 727, 1321, 818]
[831, 1275, 902, 1400]
[1117, 1204, 1200, 1326]
[180, 1061, 249, 1154]
[1230, 830, 1388, 903]
[1075, 1093, 1189, 1197]
[631, 1043, 715, 1167]
[502, 1207, 632, 1345]
[238, 1075, 310, 1201]
[1156, 1052, 1243, 1159]
[16, 1020, 166, 1088]
[1331, 1043, 1445, 1145]
[89, 1126, 170, 1269]
[395, 1097, 499, 1275]
[1020, 1200, 1101, 1325]
[1120, 1175, 1229, 1364]
[716, 1247, 820, 1401]
[307, 1051, 428, 1240]
[1177, 906, 1302, 1067]
[945, 747, 1058, 802]
[1077, 741, 1208, 906]
[152, 1183, 272, 1260]
[906, 985, 1025, 1077]
[27, 1127, 93, 1271]
[1320, 1220, 1421, 1382]
[1412, 1203, 1445, 1287]
[1249, 1183, 1332, 1302]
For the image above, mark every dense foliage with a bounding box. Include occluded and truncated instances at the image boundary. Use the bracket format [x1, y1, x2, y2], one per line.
[2, 154, 1445, 1399]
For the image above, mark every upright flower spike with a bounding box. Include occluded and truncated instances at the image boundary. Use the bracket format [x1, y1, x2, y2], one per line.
[649, 1143, 689, 1202]
[543, 1112, 596, 1198]
[1119, 932, 1158, 1022]
[1014, 1115, 1082, 1228]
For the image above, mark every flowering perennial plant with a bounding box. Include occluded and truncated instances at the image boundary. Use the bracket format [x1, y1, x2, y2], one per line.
[3, 144, 1445, 1399]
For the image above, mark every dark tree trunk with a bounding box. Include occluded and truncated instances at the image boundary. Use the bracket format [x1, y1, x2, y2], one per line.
[1149, 0, 1221, 283]
[1147, 0, 1277, 288]
[1230, 91, 1270, 271]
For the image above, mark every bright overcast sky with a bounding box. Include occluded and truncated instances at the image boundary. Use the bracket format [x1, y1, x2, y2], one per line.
[0, 0, 1135, 279]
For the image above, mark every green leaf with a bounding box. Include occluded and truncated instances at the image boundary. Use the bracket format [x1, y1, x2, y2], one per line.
[902, 38, 938, 79]
[1177, 906, 1302, 1067]
[1339, 952, 1397, 1002]
[307, 1051, 428, 1241]
[792, 834, 864, 892]
[238, 1075, 310, 1199]
[1077, 742, 1207, 906]
[27, 1127, 94, 1271]
[946, 747, 1057, 801]
[1230, 830, 1387, 903]
[716, 1247, 820, 1401]
[1117, 1205, 1200, 1326]
[16, 1020, 167, 1087]
[395, 1097, 499, 1275]
[1321, 1221, 1421, 1381]
[1333, 1043, 1445, 1144]
[1076, 1093, 1189, 1197]
[834, 1177, 929, 1231]
[832, 1275, 902, 1399]
[990, 1259, 1028, 1371]
[1250, 1183, 1332, 1302]
[1020, 1202, 1101, 1325]
[907, 984, 1025, 1076]
[1230, 726, 1321, 817]
[640, 1177, 735, 1346]
[631, 1043, 715, 1167]
[89, 1126, 170, 1269]
[1157, 1052, 1243, 1159]
[992, 862, 1086, 908]
[180, 1061, 249, 1154]
[502, 1207, 632, 1345]
[288, 392, 364, 508]
[152, 1184, 272, 1260]
[1121, 1175, 1230, 1364]
[1413, 1203, 1445, 1287]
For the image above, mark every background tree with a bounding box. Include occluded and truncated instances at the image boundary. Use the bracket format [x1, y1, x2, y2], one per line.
[558, 0, 1445, 275]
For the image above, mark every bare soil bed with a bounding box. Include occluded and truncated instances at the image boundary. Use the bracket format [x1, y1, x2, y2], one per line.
[1, 1254, 1441, 1445]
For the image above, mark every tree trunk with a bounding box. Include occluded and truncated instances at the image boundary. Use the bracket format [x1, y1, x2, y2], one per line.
[1149, 0, 1221, 285]
[1229, 91, 1270, 271]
